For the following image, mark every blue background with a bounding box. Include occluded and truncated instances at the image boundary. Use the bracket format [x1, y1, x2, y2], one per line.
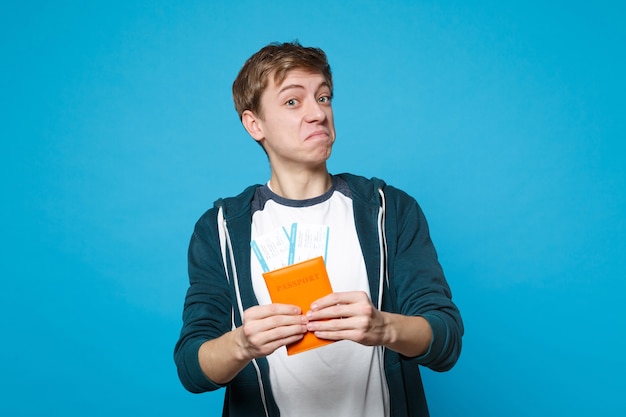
[2, 1, 624, 415]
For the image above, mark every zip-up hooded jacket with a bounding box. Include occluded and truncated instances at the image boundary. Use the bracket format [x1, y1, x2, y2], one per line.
[174, 173, 463, 417]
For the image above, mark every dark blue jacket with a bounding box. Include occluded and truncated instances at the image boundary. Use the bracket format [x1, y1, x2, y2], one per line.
[174, 173, 463, 416]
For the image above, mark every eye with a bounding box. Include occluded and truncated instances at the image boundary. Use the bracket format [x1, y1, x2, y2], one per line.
[285, 98, 298, 107]
[318, 95, 332, 104]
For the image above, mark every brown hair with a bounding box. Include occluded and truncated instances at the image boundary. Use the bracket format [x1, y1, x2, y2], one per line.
[232, 41, 333, 120]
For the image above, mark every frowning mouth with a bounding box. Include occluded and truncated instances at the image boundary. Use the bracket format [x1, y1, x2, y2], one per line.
[305, 130, 331, 141]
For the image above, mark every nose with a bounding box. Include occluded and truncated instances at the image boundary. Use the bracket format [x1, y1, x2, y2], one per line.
[303, 98, 327, 123]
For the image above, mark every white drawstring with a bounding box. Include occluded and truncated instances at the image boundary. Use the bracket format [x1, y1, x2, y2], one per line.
[377, 188, 388, 310]
[218, 207, 270, 417]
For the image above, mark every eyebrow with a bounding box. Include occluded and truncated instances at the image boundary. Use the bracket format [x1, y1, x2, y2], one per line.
[278, 81, 331, 95]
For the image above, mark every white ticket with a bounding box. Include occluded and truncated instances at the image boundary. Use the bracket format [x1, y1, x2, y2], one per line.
[251, 223, 330, 272]
[292, 223, 329, 264]
[251, 225, 293, 272]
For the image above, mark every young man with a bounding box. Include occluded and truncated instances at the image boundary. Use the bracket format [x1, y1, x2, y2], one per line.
[174, 42, 463, 417]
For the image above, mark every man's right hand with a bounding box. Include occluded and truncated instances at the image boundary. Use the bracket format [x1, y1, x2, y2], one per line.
[238, 304, 308, 360]
[198, 304, 306, 384]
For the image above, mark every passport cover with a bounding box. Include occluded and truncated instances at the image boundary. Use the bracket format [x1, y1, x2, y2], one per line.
[262, 256, 335, 355]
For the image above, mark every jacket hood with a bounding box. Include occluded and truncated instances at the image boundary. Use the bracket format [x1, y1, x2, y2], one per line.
[213, 184, 259, 221]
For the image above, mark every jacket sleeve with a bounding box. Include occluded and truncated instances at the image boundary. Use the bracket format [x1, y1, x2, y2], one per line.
[387, 186, 464, 371]
[173, 208, 233, 393]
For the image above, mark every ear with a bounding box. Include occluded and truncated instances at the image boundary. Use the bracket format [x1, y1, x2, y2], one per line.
[241, 110, 265, 143]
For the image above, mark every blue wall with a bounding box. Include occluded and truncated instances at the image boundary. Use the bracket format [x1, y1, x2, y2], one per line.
[2, 1, 624, 415]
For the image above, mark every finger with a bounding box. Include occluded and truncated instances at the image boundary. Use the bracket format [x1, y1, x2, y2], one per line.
[310, 319, 377, 345]
[249, 322, 307, 344]
[307, 303, 353, 321]
[310, 291, 369, 311]
[246, 323, 307, 354]
[307, 314, 368, 332]
[312, 328, 360, 342]
[270, 332, 306, 352]
[307, 316, 347, 332]
[308, 299, 376, 322]
[244, 314, 307, 337]
[244, 303, 302, 321]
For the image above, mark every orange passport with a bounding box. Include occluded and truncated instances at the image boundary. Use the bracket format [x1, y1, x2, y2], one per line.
[262, 256, 335, 355]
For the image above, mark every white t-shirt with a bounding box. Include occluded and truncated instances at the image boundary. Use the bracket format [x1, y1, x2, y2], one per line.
[250, 178, 390, 417]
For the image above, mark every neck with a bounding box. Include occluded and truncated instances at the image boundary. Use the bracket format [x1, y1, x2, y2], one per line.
[268, 166, 332, 200]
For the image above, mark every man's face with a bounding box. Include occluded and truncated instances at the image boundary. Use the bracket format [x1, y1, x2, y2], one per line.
[243, 69, 336, 171]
